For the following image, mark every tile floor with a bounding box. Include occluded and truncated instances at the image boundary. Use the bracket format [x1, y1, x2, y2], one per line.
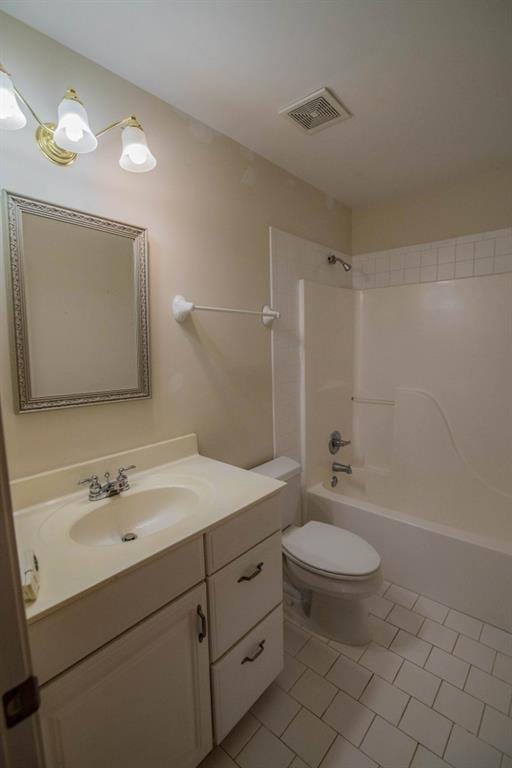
[200, 579, 512, 768]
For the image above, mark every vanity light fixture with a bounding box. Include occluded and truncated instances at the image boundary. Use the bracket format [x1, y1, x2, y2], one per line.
[0, 63, 157, 172]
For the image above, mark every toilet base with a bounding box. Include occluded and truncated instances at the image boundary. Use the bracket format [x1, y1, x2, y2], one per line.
[309, 592, 371, 645]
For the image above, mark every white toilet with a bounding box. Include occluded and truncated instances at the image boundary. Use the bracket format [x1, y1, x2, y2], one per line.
[252, 457, 382, 645]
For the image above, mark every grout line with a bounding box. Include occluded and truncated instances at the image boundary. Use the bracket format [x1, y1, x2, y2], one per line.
[442, 720, 455, 760]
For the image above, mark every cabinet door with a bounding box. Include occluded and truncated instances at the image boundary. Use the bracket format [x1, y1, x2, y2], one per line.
[40, 583, 212, 768]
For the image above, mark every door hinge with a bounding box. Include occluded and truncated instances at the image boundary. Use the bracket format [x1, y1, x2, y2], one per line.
[2, 675, 40, 728]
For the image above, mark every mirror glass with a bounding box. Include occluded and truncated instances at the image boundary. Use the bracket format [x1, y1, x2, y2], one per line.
[4, 192, 150, 411]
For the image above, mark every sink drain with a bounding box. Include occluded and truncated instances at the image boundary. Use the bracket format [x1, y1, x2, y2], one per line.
[121, 532, 138, 542]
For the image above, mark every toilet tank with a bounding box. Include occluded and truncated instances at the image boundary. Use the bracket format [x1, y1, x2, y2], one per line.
[251, 457, 301, 529]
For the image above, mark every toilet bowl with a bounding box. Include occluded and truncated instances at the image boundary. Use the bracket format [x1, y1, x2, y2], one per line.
[252, 457, 382, 646]
[283, 521, 382, 645]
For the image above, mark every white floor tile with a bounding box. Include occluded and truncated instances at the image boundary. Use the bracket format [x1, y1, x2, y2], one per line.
[368, 615, 399, 648]
[399, 698, 452, 757]
[433, 681, 483, 734]
[360, 675, 409, 726]
[465, 666, 512, 713]
[388, 605, 425, 635]
[377, 579, 391, 596]
[360, 643, 403, 683]
[323, 690, 375, 746]
[411, 745, 452, 768]
[200, 747, 238, 768]
[394, 660, 441, 706]
[251, 684, 301, 736]
[425, 647, 469, 688]
[479, 706, 512, 756]
[326, 653, 373, 698]
[385, 584, 418, 610]
[418, 619, 458, 653]
[284, 621, 310, 656]
[222, 712, 260, 758]
[453, 634, 496, 673]
[391, 629, 432, 666]
[361, 715, 416, 768]
[281, 708, 336, 768]
[445, 609, 483, 640]
[330, 639, 367, 662]
[413, 596, 449, 624]
[297, 637, 339, 676]
[481, 624, 512, 657]
[494, 652, 512, 685]
[290, 758, 308, 768]
[290, 668, 337, 717]
[320, 735, 378, 768]
[276, 653, 307, 692]
[444, 724, 501, 768]
[366, 594, 394, 620]
[237, 725, 294, 768]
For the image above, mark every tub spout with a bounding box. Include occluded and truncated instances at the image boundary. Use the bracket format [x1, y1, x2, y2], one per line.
[332, 462, 352, 475]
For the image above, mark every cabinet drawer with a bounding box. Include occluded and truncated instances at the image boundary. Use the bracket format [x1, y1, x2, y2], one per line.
[208, 532, 282, 660]
[205, 494, 280, 574]
[211, 603, 283, 743]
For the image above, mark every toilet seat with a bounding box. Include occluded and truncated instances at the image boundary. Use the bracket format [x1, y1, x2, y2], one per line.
[282, 521, 381, 581]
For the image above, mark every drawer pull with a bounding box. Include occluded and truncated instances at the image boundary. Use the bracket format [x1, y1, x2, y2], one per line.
[241, 640, 266, 664]
[237, 562, 264, 583]
[197, 604, 207, 643]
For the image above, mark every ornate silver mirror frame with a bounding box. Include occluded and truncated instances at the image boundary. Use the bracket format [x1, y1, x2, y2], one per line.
[4, 191, 151, 412]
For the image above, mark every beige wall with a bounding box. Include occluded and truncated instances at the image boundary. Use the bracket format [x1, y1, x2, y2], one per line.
[0, 13, 351, 479]
[352, 165, 512, 254]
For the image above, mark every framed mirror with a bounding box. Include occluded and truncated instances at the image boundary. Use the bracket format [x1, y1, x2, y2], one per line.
[4, 192, 151, 412]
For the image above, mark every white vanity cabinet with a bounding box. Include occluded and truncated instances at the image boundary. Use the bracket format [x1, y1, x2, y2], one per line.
[39, 583, 212, 768]
[33, 490, 284, 768]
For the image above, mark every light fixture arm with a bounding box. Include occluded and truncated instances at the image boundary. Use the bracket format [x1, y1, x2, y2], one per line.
[95, 115, 142, 138]
[1, 61, 155, 171]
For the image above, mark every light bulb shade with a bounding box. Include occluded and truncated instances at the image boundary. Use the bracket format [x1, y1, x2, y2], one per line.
[119, 125, 156, 173]
[54, 95, 97, 153]
[0, 71, 27, 130]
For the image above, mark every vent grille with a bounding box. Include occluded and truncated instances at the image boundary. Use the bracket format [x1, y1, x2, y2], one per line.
[280, 88, 351, 134]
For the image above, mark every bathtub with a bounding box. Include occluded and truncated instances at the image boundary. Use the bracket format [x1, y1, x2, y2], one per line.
[307, 475, 512, 634]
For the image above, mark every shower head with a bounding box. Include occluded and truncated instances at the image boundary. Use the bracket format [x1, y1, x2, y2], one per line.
[327, 254, 352, 271]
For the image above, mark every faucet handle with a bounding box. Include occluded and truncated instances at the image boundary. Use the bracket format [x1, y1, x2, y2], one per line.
[116, 465, 136, 489]
[78, 474, 99, 487]
[328, 430, 351, 454]
[118, 465, 136, 477]
[78, 474, 103, 498]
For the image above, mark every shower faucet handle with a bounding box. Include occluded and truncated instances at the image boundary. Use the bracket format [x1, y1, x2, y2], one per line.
[329, 430, 351, 454]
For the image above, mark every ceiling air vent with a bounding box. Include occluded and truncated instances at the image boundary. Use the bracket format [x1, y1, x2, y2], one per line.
[279, 88, 351, 134]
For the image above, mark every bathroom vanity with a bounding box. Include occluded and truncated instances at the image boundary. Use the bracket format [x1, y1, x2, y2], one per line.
[13, 436, 284, 768]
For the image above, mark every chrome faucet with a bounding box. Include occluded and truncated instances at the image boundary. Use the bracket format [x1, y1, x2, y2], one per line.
[332, 461, 352, 475]
[328, 430, 351, 454]
[78, 465, 136, 501]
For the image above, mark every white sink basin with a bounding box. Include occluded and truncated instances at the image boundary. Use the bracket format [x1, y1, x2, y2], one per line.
[69, 486, 200, 546]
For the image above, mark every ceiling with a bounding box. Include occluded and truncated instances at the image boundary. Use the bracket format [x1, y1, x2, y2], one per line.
[2, 0, 512, 206]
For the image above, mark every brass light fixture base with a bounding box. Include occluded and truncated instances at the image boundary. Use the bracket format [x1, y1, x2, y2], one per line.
[35, 122, 77, 166]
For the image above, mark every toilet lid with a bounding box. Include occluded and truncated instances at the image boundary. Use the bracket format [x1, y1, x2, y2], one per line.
[282, 521, 381, 577]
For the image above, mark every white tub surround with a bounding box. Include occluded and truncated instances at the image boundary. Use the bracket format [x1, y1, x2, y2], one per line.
[307, 482, 512, 635]
[352, 227, 512, 289]
[270, 227, 351, 463]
